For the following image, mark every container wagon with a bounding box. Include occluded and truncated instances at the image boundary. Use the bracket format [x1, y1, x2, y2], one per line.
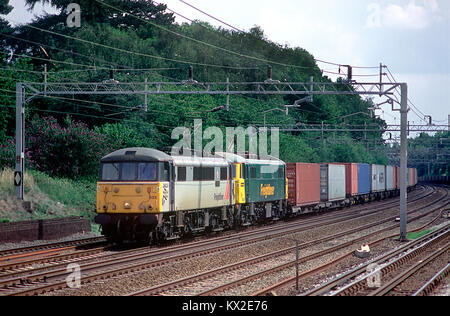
[286, 163, 321, 214]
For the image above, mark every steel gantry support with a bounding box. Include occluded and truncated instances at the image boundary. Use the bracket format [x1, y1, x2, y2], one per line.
[15, 84, 25, 200]
[399, 83, 409, 242]
[15, 78, 415, 240]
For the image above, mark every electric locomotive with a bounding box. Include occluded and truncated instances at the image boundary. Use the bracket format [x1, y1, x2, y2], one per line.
[95, 148, 287, 243]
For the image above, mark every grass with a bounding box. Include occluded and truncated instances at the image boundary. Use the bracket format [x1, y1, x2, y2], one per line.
[0, 168, 100, 233]
[406, 229, 434, 240]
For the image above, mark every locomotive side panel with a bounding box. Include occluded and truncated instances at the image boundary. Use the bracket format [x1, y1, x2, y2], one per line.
[245, 162, 286, 204]
[173, 164, 231, 211]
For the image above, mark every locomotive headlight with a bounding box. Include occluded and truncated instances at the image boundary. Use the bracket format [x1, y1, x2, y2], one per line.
[124, 202, 132, 209]
[111, 203, 116, 210]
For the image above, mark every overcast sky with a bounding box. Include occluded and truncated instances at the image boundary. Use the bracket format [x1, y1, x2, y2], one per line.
[4, 0, 450, 132]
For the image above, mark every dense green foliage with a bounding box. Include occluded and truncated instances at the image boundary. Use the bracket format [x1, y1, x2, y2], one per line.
[407, 132, 450, 177]
[0, 0, 395, 181]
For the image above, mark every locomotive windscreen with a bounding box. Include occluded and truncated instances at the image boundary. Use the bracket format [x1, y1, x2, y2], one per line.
[100, 162, 158, 181]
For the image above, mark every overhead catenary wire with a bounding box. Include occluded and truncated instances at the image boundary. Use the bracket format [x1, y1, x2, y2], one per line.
[2, 9, 400, 131]
[384, 67, 430, 125]
[6, 17, 260, 71]
[5, 11, 381, 82]
[1, 33, 184, 73]
[178, 0, 244, 33]
[93, 0, 315, 70]
[174, 0, 381, 71]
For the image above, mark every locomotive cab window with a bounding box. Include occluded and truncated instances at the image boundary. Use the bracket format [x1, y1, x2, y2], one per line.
[101, 163, 119, 180]
[138, 163, 157, 181]
[277, 167, 284, 179]
[100, 162, 160, 181]
[122, 163, 137, 181]
[250, 167, 257, 179]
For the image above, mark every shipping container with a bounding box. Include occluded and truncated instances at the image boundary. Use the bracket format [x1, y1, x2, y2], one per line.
[320, 164, 346, 202]
[341, 163, 358, 197]
[386, 166, 395, 190]
[393, 166, 398, 190]
[371, 164, 386, 193]
[408, 168, 416, 187]
[407, 168, 411, 187]
[396, 166, 401, 189]
[358, 163, 371, 195]
[286, 163, 320, 207]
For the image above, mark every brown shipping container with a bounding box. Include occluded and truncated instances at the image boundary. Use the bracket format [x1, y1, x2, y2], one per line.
[286, 163, 321, 207]
[396, 166, 401, 189]
[342, 163, 358, 197]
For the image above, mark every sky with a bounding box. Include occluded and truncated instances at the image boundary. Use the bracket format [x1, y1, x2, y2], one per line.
[4, 0, 450, 135]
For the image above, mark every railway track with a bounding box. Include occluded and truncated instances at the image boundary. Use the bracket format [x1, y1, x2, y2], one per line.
[305, 224, 449, 296]
[128, 186, 448, 296]
[0, 186, 428, 276]
[0, 188, 424, 283]
[0, 236, 106, 259]
[249, 193, 449, 296]
[0, 185, 441, 296]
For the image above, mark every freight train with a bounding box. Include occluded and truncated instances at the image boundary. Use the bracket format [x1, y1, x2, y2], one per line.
[95, 148, 418, 243]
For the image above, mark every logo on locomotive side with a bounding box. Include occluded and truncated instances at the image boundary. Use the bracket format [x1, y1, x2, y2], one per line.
[162, 183, 169, 205]
[260, 184, 275, 198]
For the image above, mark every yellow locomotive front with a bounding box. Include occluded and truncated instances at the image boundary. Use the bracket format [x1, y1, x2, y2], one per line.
[97, 181, 163, 214]
[95, 148, 173, 242]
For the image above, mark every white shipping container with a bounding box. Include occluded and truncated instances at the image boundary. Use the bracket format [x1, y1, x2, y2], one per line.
[328, 164, 346, 201]
[386, 166, 394, 190]
[371, 165, 386, 192]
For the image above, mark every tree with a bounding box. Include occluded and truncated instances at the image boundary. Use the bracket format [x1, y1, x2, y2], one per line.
[0, 0, 13, 44]
[23, 0, 174, 29]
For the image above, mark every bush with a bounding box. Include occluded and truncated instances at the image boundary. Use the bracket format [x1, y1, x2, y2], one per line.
[26, 115, 115, 179]
[0, 137, 14, 169]
[94, 119, 165, 149]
